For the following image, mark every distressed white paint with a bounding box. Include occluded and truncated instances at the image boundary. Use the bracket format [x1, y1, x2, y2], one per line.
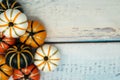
[15, 0, 120, 42]
[1, 0, 119, 80]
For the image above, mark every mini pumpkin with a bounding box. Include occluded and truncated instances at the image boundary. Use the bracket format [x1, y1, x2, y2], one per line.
[0, 0, 23, 13]
[0, 9, 28, 38]
[0, 32, 16, 54]
[20, 20, 46, 48]
[13, 64, 40, 80]
[34, 44, 61, 72]
[0, 55, 13, 80]
[5, 44, 34, 69]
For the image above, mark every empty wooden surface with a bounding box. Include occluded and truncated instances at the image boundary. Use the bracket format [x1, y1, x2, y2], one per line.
[18, 0, 120, 42]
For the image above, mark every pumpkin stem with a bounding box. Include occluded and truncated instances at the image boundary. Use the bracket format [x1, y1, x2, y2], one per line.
[9, 22, 14, 27]
[44, 56, 49, 61]
[29, 32, 35, 36]
[0, 38, 2, 42]
[24, 74, 30, 80]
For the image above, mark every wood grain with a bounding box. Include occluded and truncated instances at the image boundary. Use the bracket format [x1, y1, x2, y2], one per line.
[3, 1, 120, 80]
[40, 43, 120, 80]
[16, 0, 120, 42]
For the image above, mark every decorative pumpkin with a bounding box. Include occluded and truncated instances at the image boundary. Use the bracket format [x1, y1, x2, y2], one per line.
[20, 20, 46, 48]
[13, 64, 40, 80]
[0, 55, 13, 80]
[5, 44, 34, 69]
[0, 9, 28, 38]
[0, 0, 23, 13]
[0, 32, 16, 54]
[34, 44, 60, 72]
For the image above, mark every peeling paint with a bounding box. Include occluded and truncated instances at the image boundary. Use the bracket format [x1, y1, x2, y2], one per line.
[94, 27, 116, 32]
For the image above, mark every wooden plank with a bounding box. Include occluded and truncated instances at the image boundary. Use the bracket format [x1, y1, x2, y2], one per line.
[17, 0, 120, 42]
[9, 43, 120, 80]
[39, 43, 120, 80]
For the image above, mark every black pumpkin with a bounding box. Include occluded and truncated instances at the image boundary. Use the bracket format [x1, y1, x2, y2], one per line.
[0, 0, 24, 13]
[5, 44, 34, 69]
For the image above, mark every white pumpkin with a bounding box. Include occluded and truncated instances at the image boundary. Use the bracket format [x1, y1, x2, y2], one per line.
[34, 44, 61, 72]
[0, 9, 28, 38]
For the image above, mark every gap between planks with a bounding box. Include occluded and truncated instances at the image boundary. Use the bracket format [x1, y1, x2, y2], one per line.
[45, 40, 120, 44]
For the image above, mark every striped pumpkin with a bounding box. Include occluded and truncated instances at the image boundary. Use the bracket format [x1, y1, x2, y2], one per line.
[20, 20, 46, 48]
[0, 55, 13, 80]
[0, 0, 23, 13]
[0, 32, 16, 54]
[0, 9, 28, 38]
[13, 64, 40, 80]
[34, 44, 61, 72]
[5, 44, 34, 69]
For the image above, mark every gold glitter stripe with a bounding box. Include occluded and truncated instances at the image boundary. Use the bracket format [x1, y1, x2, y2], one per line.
[11, 1, 17, 8]
[0, 3, 6, 9]
[47, 45, 51, 56]
[13, 12, 21, 22]
[36, 51, 44, 58]
[21, 53, 28, 67]
[47, 62, 51, 71]
[17, 53, 20, 69]
[9, 53, 16, 67]
[4, 11, 9, 21]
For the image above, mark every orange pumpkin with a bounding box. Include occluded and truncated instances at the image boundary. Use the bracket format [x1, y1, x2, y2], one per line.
[13, 64, 40, 80]
[0, 55, 13, 80]
[0, 33, 16, 54]
[20, 20, 47, 48]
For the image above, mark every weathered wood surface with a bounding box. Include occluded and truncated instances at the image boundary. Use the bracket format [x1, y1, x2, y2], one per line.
[16, 0, 120, 42]
[1, 0, 119, 80]
[40, 43, 120, 80]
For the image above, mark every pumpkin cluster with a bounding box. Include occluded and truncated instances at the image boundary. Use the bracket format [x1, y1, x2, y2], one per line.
[0, 0, 61, 80]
